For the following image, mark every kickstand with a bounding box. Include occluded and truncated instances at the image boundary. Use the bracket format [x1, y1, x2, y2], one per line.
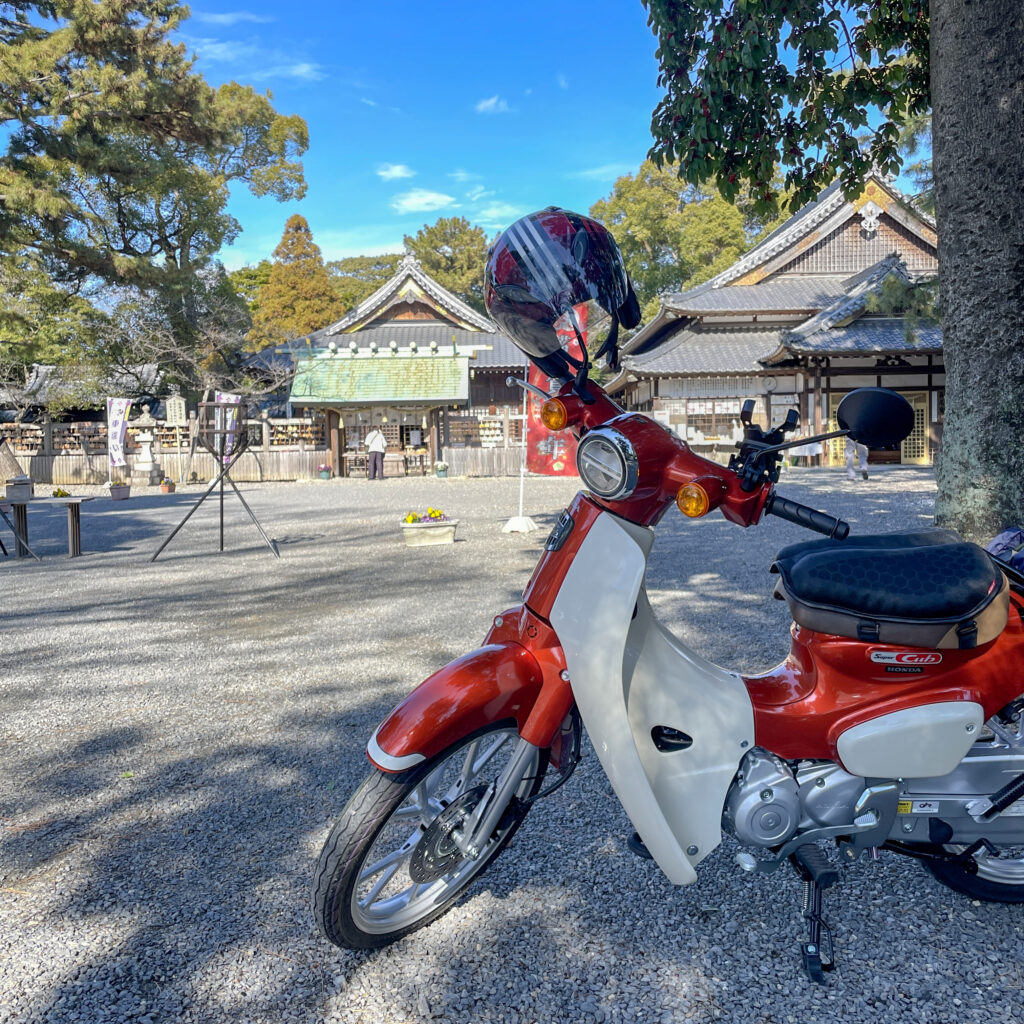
[798, 879, 835, 983]
[790, 844, 838, 983]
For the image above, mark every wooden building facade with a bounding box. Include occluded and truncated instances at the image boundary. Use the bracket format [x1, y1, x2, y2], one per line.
[288, 254, 527, 476]
[612, 175, 942, 466]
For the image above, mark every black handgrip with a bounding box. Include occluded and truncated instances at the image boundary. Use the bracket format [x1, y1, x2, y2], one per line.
[765, 492, 850, 539]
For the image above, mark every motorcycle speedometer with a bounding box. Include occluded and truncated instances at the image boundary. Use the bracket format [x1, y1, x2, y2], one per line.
[576, 427, 638, 500]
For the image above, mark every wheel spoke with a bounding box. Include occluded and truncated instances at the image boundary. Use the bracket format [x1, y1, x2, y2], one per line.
[358, 863, 400, 907]
[470, 733, 509, 778]
[339, 726, 541, 938]
[360, 845, 411, 882]
[459, 739, 482, 790]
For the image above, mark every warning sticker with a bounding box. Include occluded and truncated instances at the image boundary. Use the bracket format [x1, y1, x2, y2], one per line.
[897, 800, 912, 814]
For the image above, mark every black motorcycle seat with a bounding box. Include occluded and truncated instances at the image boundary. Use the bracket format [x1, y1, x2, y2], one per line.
[771, 529, 1009, 649]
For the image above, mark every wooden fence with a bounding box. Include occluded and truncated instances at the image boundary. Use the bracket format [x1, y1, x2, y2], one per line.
[3, 418, 329, 484]
[2, 419, 541, 481]
[442, 446, 528, 477]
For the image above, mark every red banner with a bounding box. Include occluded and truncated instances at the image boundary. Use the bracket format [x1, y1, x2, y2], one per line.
[526, 305, 587, 476]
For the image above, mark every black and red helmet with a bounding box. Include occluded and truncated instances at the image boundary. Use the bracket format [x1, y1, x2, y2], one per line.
[485, 207, 640, 378]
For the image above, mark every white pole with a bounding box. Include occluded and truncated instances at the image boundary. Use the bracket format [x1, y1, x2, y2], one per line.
[503, 362, 538, 533]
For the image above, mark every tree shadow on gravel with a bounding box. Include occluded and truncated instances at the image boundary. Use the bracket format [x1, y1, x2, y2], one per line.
[1, 689, 403, 1024]
[8, 470, 1008, 1024]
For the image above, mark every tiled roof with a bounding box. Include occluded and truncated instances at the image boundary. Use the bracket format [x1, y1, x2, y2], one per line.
[319, 323, 524, 369]
[289, 355, 469, 407]
[663, 275, 850, 314]
[624, 325, 783, 375]
[249, 323, 526, 373]
[323, 253, 494, 334]
[767, 318, 943, 362]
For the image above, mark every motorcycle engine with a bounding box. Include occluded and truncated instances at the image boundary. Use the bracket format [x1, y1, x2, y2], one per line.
[723, 749, 867, 847]
[723, 749, 801, 846]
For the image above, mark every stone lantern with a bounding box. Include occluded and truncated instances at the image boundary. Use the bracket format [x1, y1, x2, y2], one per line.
[131, 408, 164, 486]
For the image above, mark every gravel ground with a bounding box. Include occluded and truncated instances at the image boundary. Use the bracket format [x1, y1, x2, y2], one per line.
[2, 466, 1021, 1024]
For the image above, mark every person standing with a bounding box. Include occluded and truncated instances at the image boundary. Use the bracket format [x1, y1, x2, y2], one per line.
[365, 426, 387, 480]
[845, 437, 869, 480]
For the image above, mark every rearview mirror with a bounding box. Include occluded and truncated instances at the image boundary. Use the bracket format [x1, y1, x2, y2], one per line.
[836, 388, 915, 449]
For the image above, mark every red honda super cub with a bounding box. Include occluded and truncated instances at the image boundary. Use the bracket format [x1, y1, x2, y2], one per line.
[313, 209, 1024, 982]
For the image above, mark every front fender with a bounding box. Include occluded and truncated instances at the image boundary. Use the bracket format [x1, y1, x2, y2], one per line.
[368, 643, 544, 772]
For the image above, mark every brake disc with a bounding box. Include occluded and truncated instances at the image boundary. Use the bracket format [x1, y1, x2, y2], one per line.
[408, 785, 488, 883]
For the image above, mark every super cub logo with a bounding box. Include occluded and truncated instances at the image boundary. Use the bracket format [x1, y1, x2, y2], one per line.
[872, 647, 942, 671]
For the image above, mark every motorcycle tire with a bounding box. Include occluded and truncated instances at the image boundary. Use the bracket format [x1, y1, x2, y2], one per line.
[924, 847, 1024, 903]
[312, 723, 547, 950]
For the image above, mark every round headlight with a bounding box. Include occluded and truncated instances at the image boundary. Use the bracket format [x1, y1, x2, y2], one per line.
[576, 428, 638, 500]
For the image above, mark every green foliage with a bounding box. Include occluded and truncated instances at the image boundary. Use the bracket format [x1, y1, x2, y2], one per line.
[404, 218, 490, 313]
[589, 161, 747, 309]
[0, 254, 108, 369]
[0, 0, 214, 263]
[326, 253, 402, 310]
[864, 274, 940, 346]
[229, 261, 273, 317]
[898, 111, 934, 215]
[643, 0, 930, 216]
[249, 215, 345, 346]
[1, 3, 307, 352]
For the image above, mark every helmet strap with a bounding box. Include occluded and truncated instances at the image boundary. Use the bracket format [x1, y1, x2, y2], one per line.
[568, 310, 595, 404]
[593, 312, 621, 372]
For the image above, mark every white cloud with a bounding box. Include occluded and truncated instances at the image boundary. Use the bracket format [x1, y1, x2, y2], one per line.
[567, 162, 635, 181]
[449, 168, 477, 182]
[361, 98, 378, 107]
[183, 33, 323, 81]
[183, 35, 262, 63]
[475, 95, 510, 115]
[194, 11, 274, 25]
[377, 163, 416, 181]
[252, 62, 325, 81]
[477, 202, 527, 225]
[465, 185, 494, 202]
[390, 189, 457, 214]
[557, 74, 568, 90]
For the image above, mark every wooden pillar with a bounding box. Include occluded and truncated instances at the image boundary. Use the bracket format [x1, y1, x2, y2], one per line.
[427, 409, 437, 467]
[327, 410, 341, 475]
[813, 359, 824, 466]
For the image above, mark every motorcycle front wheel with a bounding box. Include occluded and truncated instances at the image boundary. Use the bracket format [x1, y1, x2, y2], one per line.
[312, 724, 547, 949]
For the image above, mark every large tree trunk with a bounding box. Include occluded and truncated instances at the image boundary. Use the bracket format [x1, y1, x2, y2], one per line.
[932, 0, 1024, 540]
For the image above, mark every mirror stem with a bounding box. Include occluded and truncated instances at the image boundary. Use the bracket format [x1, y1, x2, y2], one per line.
[741, 428, 850, 457]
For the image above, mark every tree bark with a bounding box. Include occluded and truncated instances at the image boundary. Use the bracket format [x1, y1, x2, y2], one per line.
[932, 0, 1024, 540]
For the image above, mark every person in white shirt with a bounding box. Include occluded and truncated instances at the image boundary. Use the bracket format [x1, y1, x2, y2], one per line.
[365, 427, 387, 480]
[845, 437, 869, 480]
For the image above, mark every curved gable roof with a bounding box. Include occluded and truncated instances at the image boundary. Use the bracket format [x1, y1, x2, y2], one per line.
[323, 253, 494, 335]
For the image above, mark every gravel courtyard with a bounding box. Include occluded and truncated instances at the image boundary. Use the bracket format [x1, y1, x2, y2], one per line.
[2, 467, 1021, 1024]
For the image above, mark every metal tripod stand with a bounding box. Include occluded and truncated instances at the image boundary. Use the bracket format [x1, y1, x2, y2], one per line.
[151, 400, 279, 562]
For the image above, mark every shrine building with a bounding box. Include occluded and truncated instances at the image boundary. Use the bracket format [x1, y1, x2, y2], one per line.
[288, 254, 526, 476]
[611, 174, 942, 466]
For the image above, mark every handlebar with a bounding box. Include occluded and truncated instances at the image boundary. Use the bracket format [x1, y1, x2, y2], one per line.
[764, 492, 850, 539]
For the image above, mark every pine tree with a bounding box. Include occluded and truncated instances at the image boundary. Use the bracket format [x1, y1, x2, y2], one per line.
[250, 216, 345, 345]
[405, 218, 490, 313]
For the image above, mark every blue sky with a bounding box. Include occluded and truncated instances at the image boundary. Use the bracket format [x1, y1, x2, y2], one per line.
[179, 1, 664, 270]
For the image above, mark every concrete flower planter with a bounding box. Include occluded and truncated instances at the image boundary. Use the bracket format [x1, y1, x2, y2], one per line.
[400, 519, 458, 546]
[109, 484, 131, 500]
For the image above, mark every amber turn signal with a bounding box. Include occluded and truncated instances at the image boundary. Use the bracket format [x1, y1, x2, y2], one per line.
[540, 399, 569, 431]
[676, 482, 711, 518]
